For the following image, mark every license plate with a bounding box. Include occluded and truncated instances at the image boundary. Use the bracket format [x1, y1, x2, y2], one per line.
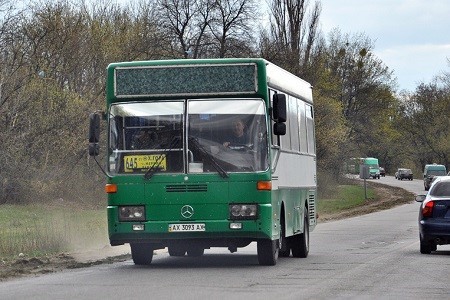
[123, 154, 166, 172]
[168, 223, 206, 232]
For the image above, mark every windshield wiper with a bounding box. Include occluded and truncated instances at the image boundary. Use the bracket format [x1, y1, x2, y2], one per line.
[189, 137, 228, 178]
[144, 136, 180, 180]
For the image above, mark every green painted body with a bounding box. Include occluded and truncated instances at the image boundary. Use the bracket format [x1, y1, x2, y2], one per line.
[107, 173, 275, 244]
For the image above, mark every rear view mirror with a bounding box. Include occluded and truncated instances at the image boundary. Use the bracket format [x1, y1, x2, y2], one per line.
[415, 195, 426, 203]
[273, 122, 286, 136]
[272, 94, 287, 122]
[89, 113, 100, 156]
[88, 143, 99, 156]
[89, 113, 100, 143]
[272, 94, 287, 136]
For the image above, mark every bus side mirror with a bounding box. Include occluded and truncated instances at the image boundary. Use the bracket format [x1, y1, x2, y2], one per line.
[272, 94, 286, 135]
[273, 122, 286, 136]
[89, 113, 100, 156]
[272, 94, 287, 122]
[89, 143, 99, 156]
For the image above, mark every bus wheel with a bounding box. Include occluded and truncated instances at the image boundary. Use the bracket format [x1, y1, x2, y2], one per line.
[291, 207, 309, 258]
[168, 246, 186, 257]
[130, 243, 154, 265]
[187, 247, 204, 257]
[257, 239, 278, 265]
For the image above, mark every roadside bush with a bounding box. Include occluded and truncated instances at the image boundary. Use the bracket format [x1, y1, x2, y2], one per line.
[317, 169, 340, 199]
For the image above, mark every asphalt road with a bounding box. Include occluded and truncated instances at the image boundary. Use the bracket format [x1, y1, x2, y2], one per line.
[1, 176, 449, 299]
[369, 174, 426, 195]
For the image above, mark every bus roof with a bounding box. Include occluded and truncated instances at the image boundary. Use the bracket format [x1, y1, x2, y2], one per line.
[265, 61, 313, 104]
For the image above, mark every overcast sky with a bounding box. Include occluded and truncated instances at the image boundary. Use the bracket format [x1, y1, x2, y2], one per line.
[320, 0, 450, 92]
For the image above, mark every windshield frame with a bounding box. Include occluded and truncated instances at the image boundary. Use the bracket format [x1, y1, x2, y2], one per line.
[107, 98, 269, 177]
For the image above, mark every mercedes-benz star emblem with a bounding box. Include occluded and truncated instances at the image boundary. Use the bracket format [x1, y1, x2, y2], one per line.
[181, 205, 194, 219]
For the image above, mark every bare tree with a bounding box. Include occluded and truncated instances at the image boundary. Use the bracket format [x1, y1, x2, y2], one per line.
[324, 30, 398, 159]
[399, 81, 450, 168]
[302, 1, 320, 68]
[157, 0, 257, 58]
[0, 0, 180, 204]
[265, 0, 321, 75]
[208, 0, 257, 57]
[157, 0, 212, 58]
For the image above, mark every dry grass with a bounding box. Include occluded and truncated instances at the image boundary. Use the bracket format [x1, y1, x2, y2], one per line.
[0, 203, 107, 259]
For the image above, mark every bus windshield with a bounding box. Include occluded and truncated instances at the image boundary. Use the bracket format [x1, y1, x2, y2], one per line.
[108, 99, 268, 175]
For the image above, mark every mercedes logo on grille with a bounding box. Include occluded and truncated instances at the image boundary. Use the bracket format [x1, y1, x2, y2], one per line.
[181, 205, 194, 219]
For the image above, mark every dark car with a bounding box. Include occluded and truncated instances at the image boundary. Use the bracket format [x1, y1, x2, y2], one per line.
[379, 167, 386, 177]
[397, 168, 413, 180]
[415, 176, 450, 254]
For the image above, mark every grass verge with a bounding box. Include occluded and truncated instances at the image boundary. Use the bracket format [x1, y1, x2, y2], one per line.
[317, 180, 414, 222]
[317, 184, 375, 215]
[0, 203, 107, 259]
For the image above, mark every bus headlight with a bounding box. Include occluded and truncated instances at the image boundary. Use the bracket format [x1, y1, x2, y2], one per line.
[229, 204, 257, 220]
[118, 206, 145, 221]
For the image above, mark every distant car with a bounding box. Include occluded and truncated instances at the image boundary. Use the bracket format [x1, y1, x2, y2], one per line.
[415, 176, 450, 254]
[379, 167, 386, 177]
[423, 164, 447, 191]
[395, 168, 406, 179]
[397, 168, 413, 180]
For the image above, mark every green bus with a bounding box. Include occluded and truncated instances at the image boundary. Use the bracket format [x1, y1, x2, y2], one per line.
[88, 58, 317, 266]
[345, 157, 362, 175]
[362, 157, 380, 179]
[345, 157, 380, 179]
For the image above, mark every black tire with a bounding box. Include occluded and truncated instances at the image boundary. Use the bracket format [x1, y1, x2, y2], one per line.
[419, 236, 434, 254]
[279, 216, 290, 257]
[291, 207, 309, 258]
[168, 246, 186, 257]
[187, 247, 204, 257]
[131, 243, 154, 265]
[420, 242, 432, 254]
[257, 239, 278, 265]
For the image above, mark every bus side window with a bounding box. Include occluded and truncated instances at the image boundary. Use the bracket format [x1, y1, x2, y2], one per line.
[279, 95, 290, 149]
[306, 104, 315, 154]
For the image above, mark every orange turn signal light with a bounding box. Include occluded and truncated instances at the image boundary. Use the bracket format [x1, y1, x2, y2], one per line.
[257, 181, 272, 190]
[105, 183, 118, 193]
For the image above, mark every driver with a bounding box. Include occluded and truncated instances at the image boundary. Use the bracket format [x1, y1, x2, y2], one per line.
[223, 119, 248, 147]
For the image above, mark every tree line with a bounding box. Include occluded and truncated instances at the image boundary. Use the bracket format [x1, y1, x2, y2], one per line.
[0, 0, 449, 204]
